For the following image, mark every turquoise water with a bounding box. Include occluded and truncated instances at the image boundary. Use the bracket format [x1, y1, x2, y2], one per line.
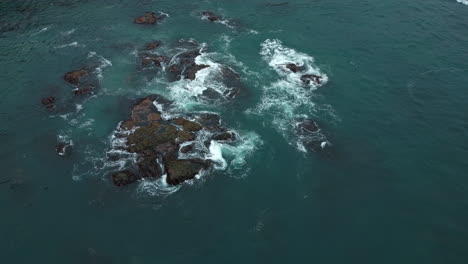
[1, 0, 468, 262]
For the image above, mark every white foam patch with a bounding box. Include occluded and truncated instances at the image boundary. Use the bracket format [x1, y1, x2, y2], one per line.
[55, 42, 81, 49]
[457, 0, 468, 4]
[206, 140, 228, 170]
[136, 175, 181, 197]
[61, 28, 76, 36]
[88, 51, 112, 80]
[220, 132, 263, 176]
[32, 27, 49, 35]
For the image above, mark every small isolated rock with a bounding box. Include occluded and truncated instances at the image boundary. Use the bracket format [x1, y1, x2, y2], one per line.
[134, 12, 167, 25]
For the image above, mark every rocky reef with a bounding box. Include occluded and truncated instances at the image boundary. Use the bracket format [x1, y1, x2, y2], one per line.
[109, 95, 237, 187]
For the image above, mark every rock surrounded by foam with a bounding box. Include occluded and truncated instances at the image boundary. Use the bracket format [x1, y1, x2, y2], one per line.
[294, 119, 330, 152]
[110, 95, 237, 186]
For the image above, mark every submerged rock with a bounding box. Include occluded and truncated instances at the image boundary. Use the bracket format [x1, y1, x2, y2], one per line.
[145, 41, 162, 50]
[64, 69, 88, 85]
[134, 12, 157, 24]
[41, 96, 56, 109]
[140, 54, 169, 68]
[74, 85, 94, 96]
[134, 12, 168, 25]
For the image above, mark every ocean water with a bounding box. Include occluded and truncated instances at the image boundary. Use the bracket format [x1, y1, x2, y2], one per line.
[1, 0, 468, 263]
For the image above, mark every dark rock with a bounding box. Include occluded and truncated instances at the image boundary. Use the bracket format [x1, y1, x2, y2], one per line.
[130, 96, 161, 126]
[141, 54, 169, 67]
[167, 49, 210, 81]
[145, 41, 162, 50]
[74, 86, 94, 96]
[194, 113, 222, 132]
[56, 142, 72, 156]
[112, 170, 140, 187]
[134, 12, 158, 24]
[300, 74, 322, 85]
[177, 131, 196, 143]
[201, 11, 223, 22]
[41, 96, 55, 105]
[165, 159, 211, 185]
[286, 63, 305, 73]
[137, 157, 163, 179]
[41, 96, 56, 109]
[212, 131, 236, 141]
[64, 69, 88, 85]
[180, 144, 194, 154]
[298, 119, 319, 133]
[127, 122, 179, 155]
[201, 88, 223, 100]
[295, 119, 329, 152]
[184, 64, 209, 80]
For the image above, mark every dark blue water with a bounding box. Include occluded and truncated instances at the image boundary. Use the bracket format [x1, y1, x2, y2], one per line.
[1, 0, 468, 262]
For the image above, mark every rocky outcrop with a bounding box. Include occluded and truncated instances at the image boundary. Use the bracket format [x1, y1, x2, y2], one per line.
[109, 95, 237, 187]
